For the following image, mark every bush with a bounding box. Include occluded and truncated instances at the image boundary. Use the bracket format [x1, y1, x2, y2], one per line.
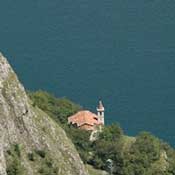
[98, 123, 123, 141]
[28, 90, 81, 125]
[130, 132, 161, 163]
[28, 90, 92, 163]
[65, 126, 92, 163]
[14, 144, 21, 158]
[28, 90, 175, 175]
[35, 150, 46, 158]
[28, 152, 35, 161]
[6, 144, 25, 175]
[90, 124, 124, 171]
[28, 149, 58, 175]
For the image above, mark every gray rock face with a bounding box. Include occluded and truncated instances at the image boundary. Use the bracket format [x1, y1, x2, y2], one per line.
[0, 53, 89, 175]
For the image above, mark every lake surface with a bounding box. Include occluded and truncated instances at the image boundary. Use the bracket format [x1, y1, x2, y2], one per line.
[1, 0, 175, 145]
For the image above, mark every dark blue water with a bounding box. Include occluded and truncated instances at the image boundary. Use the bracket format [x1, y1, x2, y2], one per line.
[1, 0, 175, 146]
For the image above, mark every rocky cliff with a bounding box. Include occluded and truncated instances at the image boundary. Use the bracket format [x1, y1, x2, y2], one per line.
[0, 53, 89, 175]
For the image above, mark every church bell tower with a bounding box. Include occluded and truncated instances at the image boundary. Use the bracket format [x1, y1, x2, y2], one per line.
[97, 100, 105, 125]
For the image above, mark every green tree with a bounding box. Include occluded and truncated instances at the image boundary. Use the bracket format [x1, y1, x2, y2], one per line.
[28, 90, 81, 125]
[28, 90, 175, 175]
[65, 126, 91, 163]
[98, 123, 123, 141]
[130, 132, 161, 163]
[90, 124, 124, 172]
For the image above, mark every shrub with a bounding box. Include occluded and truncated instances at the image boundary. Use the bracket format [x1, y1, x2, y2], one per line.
[6, 144, 25, 175]
[27, 152, 35, 161]
[28, 90, 81, 125]
[35, 150, 46, 158]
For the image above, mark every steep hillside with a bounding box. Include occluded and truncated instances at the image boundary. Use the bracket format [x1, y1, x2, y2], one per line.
[0, 53, 89, 175]
[28, 89, 175, 175]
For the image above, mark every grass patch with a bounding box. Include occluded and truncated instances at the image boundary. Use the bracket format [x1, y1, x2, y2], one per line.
[27, 149, 58, 175]
[6, 144, 25, 175]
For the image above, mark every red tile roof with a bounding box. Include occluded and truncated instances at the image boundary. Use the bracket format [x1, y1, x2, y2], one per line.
[68, 110, 102, 127]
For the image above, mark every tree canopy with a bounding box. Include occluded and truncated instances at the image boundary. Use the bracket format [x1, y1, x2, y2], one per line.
[29, 90, 175, 175]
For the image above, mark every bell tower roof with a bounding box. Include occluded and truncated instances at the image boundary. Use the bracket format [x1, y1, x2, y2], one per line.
[97, 100, 105, 111]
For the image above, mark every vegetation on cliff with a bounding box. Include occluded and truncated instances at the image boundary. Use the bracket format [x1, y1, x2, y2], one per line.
[28, 90, 81, 125]
[3, 52, 175, 175]
[29, 90, 175, 175]
[0, 53, 89, 175]
[28, 90, 92, 164]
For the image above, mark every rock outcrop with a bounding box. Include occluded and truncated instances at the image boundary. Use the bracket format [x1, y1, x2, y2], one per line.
[0, 53, 89, 175]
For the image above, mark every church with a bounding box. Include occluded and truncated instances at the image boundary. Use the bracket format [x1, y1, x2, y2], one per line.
[68, 101, 105, 131]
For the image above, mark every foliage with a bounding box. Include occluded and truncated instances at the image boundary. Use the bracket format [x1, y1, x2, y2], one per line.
[28, 90, 91, 163]
[29, 90, 175, 175]
[122, 132, 162, 175]
[27, 152, 35, 161]
[28, 90, 81, 125]
[6, 144, 25, 175]
[28, 149, 58, 175]
[35, 149, 46, 159]
[98, 123, 123, 141]
[90, 130, 175, 175]
[90, 124, 124, 171]
[65, 125, 92, 163]
[6, 144, 59, 175]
